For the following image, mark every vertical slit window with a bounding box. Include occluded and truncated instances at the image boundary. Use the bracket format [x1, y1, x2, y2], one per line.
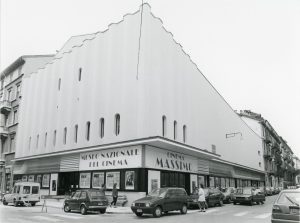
[183, 125, 186, 143]
[63, 127, 67, 145]
[74, 125, 78, 143]
[100, 118, 104, 138]
[78, 68, 82, 81]
[58, 78, 61, 90]
[173, 121, 177, 140]
[28, 137, 31, 150]
[162, 115, 167, 137]
[86, 121, 90, 141]
[36, 135, 39, 149]
[53, 130, 57, 146]
[115, 114, 120, 136]
[44, 132, 47, 147]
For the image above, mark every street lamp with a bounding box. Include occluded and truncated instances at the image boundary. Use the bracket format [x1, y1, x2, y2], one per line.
[225, 132, 243, 140]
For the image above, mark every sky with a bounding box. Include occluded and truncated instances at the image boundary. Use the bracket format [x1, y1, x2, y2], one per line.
[0, 0, 299, 158]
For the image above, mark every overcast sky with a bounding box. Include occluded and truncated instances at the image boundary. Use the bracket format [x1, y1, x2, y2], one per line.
[1, 0, 299, 158]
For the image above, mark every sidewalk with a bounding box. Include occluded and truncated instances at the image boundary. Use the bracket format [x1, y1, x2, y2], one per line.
[38, 199, 132, 214]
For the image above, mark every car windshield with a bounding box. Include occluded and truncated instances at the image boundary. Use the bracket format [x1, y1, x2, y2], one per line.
[278, 192, 300, 206]
[89, 191, 105, 199]
[148, 188, 168, 198]
[236, 188, 252, 195]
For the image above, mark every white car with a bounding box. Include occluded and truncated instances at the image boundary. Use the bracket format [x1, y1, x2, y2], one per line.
[2, 182, 40, 206]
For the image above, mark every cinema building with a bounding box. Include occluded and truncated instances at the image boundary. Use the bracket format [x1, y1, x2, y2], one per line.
[13, 4, 265, 204]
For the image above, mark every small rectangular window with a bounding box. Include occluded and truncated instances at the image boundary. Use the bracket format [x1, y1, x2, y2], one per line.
[53, 130, 56, 146]
[58, 78, 61, 90]
[63, 127, 67, 145]
[78, 68, 82, 81]
[74, 125, 78, 143]
[86, 122, 90, 141]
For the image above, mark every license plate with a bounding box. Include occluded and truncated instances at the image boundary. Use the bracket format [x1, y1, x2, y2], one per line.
[136, 209, 142, 213]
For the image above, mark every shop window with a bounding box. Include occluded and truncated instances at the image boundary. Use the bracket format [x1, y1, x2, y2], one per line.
[183, 125, 186, 142]
[86, 121, 90, 141]
[209, 176, 215, 187]
[78, 68, 82, 81]
[125, 171, 135, 190]
[22, 175, 28, 181]
[74, 124, 78, 143]
[99, 118, 104, 138]
[173, 121, 177, 140]
[28, 175, 34, 182]
[162, 116, 167, 137]
[115, 114, 120, 136]
[106, 172, 120, 189]
[42, 174, 50, 188]
[63, 127, 67, 145]
[44, 132, 47, 147]
[92, 172, 105, 188]
[53, 130, 57, 146]
[80, 172, 91, 188]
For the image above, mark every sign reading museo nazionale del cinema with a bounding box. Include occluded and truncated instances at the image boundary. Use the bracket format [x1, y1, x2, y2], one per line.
[145, 146, 198, 173]
[79, 146, 142, 171]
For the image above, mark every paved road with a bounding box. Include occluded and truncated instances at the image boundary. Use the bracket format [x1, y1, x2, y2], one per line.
[0, 195, 277, 223]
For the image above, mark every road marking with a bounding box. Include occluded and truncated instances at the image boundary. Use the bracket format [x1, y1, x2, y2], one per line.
[254, 213, 271, 219]
[31, 216, 63, 222]
[234, 211, 249, 216]
[50, 213, 83, 219]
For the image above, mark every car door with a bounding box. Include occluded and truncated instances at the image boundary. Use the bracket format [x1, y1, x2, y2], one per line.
[69, 191, 81, 210]
[79, 191, 87, 208]
[164, 189, 177, 211]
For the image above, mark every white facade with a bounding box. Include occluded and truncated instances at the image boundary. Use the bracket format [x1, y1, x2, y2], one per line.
[16, 4, 263, 173]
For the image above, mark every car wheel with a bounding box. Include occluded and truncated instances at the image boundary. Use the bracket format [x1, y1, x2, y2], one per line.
[135, 212, 143, 217]
[3, 199, 8, 205]
[233, 202, 236, 205]
[64, 204, 71, 212]
[219, 199, 223, 206]
[153, 206, 162, 218]
[80, 205, 87, 215]
[181, 204, 187, 214]
[249, 200, 253, 206]
[14, 200, 18, 207]
[99, 209, 106, 214]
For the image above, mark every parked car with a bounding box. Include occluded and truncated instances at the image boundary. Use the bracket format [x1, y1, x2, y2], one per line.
[221, 187, 236, 203]
[273, 187, 280, 195]
[2, 182, 40, 207]
[271, 188, 300, 223]
[232, 187, 265, 205]
[204, 188, 224, 207]
[265, 187, 273, 196]
[131, 187, 188, 218]
[63, 189, 108, 215]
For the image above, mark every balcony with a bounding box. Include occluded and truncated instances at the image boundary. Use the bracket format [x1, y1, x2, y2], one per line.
[0, 126, 8, 139]
[0, 100, 12, 115]
[264, 150, 271, 158]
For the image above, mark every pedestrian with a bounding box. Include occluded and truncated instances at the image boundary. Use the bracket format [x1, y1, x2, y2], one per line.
[198, 184, 206, 212]
[110, 183, 118, 207]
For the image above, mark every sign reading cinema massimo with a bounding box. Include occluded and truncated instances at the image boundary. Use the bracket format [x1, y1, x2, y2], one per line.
[79, 146, 142, 171]
[145, 146, 198, 173]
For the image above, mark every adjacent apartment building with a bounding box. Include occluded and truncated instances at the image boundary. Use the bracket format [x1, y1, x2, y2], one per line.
[0, 55, 54, 194]
[12, 4, 267, 203]
[238, 110, 296, 188]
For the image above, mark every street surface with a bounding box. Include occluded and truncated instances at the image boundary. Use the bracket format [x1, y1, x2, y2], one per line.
[0, 195, 277, 223]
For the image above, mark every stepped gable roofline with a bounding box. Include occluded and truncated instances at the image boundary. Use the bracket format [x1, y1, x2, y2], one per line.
[0, 54, 54, 80]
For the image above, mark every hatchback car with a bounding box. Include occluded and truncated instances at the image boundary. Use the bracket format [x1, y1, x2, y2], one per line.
[221, 187, 236, 203]
[64, 189, 108, 215]
[232, 187, 265, 205]
[2, 182, 40, 207]
[131, 187, 188, 217]
[204, 188, 224, 207]
[271, 189, 300, 223]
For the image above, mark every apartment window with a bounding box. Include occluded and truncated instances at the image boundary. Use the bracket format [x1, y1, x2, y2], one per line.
[16, 84, 21, 98]
[173, 121, 177, 140]
[183, 125, 187, 143]
[212, 144, 216, 154]
[74, 125, 78, 143]
[13, 110, 18, 124]
[58, 78, 61, 90]
[115, 114, 120, 136]
[78, 68, 82, 81]
[44, 132, 47, 147]
[7, 89, 11, 101]
[162, 116, 167, 137]
[63, 127, 67, 145]
[100, 118, 104, 138]
[86, 122, 90, 141]
[28, 137, 31, 150]
[258, 151, 261, 156]
[53, 130, 57, 146]
[259, 162, 261, 167]
[10, 136, 15, 152]
[36, 135, 39, 149]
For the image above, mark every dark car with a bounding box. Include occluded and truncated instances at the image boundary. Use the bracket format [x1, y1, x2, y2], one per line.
[63, 189, 108, 215]
[204, 188, 224, 207]
[232, 187, 265, 205]
[221, 187, 236, 203]
[131, 188, 188, 218]
[271, 189, 300, 223]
